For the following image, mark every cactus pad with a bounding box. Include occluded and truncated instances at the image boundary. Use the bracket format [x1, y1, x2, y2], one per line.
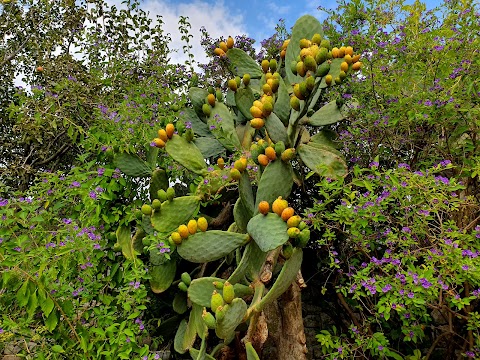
[297, 143, 347, 179]
[150, 259, 176, 294]
[165, 134, 208, 175]
[247, 213, 289, 252]
[149, 168, 168, 201]
[227, 48, 263, 78]
[116, 224, 136, 260]
[265, 113, 288, 145]
[207, 102, 241, 151]
[273, 76, 290, 125]
[193, 137, 225, 158]
[189, 87, 210, 119]
[254, 160, 293, 214]
[113, 152, 152, 177]
[150, 196, 200, 234]
[246, 342, 261, 360]
[215, 298, 248, 341]
[235, 88, 256, 120]
[305, 100, 345, 126]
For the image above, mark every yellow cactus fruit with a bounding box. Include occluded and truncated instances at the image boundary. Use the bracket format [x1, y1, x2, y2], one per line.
[296, 61, 306, 77]
[219, 41, 228, 52]
[222, 281, 235, 304]
[258, 201, 270, 215]
[335, 77, 342, 85]
[250, 117, 264, 129]
[262, 100, 273, 117]
[311, 33, 322, 45]
[265, 72, 273, 80]
[325, 74, 333, 86]
[230, 168, 241, 180]
[299, 38, 311, 49]
[352, 54, 361, 63]
[257, 154, 269, 167]
[166, 123, 175, 138]
[257, 139, 265, 146]
[178, 224, 189, 239]
[234, 158, 247, 173]
[214, 48, 226, 57]
[299, 82, 309, 99]
[320, 39, 331, 49]
[250, 105, 263, 118]
[338, 46, 346, 58]
[262, 83, 273, 95]
[281, 148, 296, 162]
[290, 96, 301, 111]
[304, 55, 317, 72]
[305, 75, 315, 91]
[287, 227, 301, 239]
[210, 290, 224, 313]
[261, 95, 274, 105]
[352, 61, 362, 71]
[339, 70, 347, 81]
[157, 129, 168, 142]
[197, 217, 208, 232]
[171, 232, 182, 245]
[153, 138, 165, 148]
[217, 157, 225, 169]
[287, 215, 302, 228]
[345, 46, 354, 56]
[281, 39, 290, 50]
[331, 47, 340, 58]
[207, 93, 216, 107]
[340, 61, 349, 72]
[243, 73, 251, 86]
[300, 47, 313, 60]
[280, 49, 286, 59]
[261, 59, 270, 73]
[310, 44, 320, 59]
[187, 219, 198, 235]
[227, 36, 234, 49]
[344, 54, 353, 65]
[253, 100, 264, 110]
[293, 83, 304, 100]
[269, 59, 277, 72]
[272, 197, 288, 216]
[281, 207, 295, 221]
[265, 146, 277, 161]
[228, 79, 238, 92]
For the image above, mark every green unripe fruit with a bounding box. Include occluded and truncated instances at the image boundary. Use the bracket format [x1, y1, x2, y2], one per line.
[282, 242, 294, 259]
[298, 221, 307, 230]
[304, 55, 317, 72]
[311, 33, 322, 45]
[222, 281, 235, 304]
[243, 73, 251, 86]
[306, 76, 315, 91]
[213, 281, 224, 290]
[202, 309, 217, 329]
[202, 103, 212, 116]
[178, 282, 188, 292]
[316, 62, 330, 77]
[157, 189, 167, 202]
[275, 141, 286, 156]
[261, 59, 270, 73]
[176, 120, 186, 135]
[235, 76, 242, 87]
[290, 60, 298, 75]
[315, 47, 329, 64]
[230, 168, 241, 181]
[296, 61, 306, 77]
[208, 86, 215, 94]
[262, 101, 273, 117]
[141, 204, 152, 216]
[181, 272, 192, 286]
[152, 199, 162, 211]
[320, 39, 331, 50]
[228, 79, 238, 92]
[335, 76, 342, 85]
[339, 70, 347, 81]
[287, 227, 301, 239]
[215, 305, 228, 321]
[299, 82, 309, 98]
[293, 84, 304, 100]
[134, 209, 143, 220]
[216, 89, 223, 102]
[184, 128, 194, 142]
[210, 290, 224, 313]
[166, 187, 175, 201]
[269, 59, 277, 72]
[290, 95, 301, 111]
[297, 229, 311, 248]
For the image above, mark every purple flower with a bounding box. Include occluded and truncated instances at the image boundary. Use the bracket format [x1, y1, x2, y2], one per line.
[70, 181, 81, 188]
[462, 265, 469, 271]
[89, 191, 98, 200]
[382, 284, 392, 293]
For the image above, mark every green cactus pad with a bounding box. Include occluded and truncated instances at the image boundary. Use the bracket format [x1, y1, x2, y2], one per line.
[265, 113, 288, 145]
[254, 160, 293, 214]
[273, 76, 291, 125]
[165, 134, 208, 175]
[132, 227, 146, 254]
[207, 102, 241, 151]
[239, 171, 255, 217]
[150, 259, 176, 294]
[192, 303, 208, 340]
[285, 15, 324, 84]
[247, 213, 289, 252]
[228, 241, 268, 283]
[227, 48, 263, 79]
[113, 152, 152, 177]
[193, 137, 225, 158]
[149, 248, 169, 265]
[307, 141, 344, 158]
[235, 88, 256, 120]
[297, 143, 347, 179]
[179, 108, 212, 136]
[311, 129, 340, 149]
[177, 230, 250, 263]
[215, 298, 248, 341]
[256, 248, 303, 311]
[174, 319, 189, 354]
[246, 342, 261, 360]
[146, 145, 159, 169]
[319, 58, 344, 88]
[116, 224, 136, 260]
[189, 348, 215, 360]
[189, 87, 210, 119]
[150, 196, 200, 234]
[234, 198, 250, 233]
[149, 168, 168, 202]
[305, 100, 345, 126]
[188, 277, 253, 307]
[173, 292, 188, 314]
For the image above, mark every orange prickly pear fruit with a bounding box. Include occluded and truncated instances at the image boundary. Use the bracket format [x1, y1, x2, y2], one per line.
[352, 61, 362, 71]
[230, 168, 241, 181]
[202, 308, 217, 329]
[300, 48, 312, 60]
[338, 46, 346, 58]
[234, 158, 247, 173]
[272, 197, 288, 216]
[227, 36, 234, 49]
[296, 61, 306, 77]
[265, 146, 277, 161]
[261, 95, 274, 105]
[178, 224, 189, 239]
[153, 138, 165, 148]
[257, 154, 269, 167]
[219, 41, 228, 53]
[280, 48, 286, 59]
[293, 83, 304, 100]
[253, 100, 264, 110]
[281, 207, 295, 221]
[222, 281, 235, 304]
[331, 47, 340, 58]
[262, 101, 273, 117]
[290, 95, 301, 111]
[281, 39, 290, 50]
[217, 157, 225, 169]
[258, 201, 270, 215]
[281, 148, 296, 162]
[311, 33, 322, 45]
[250, 118, 265, 129]
[345, 46, 354, 56]
[287, 215, 302, 228]
[210, 290, 224, 312]
[344, 54, 353, 65]
[287, 227, 301, 239]
[299, 38, 310, 48]
[214, 48, 226, 57]
[171, 231, 182, 245]
[261, 59, 270, 73]
[166, 123, 175, 138]
[352, 54, 361, 63]
[325, 74, 333, 86]
[187, 219, 198, 234]
[243, 73, 251, 86]
[158, 129, 168, 142]
[250, 105, 263, 118]
[207, 93, 216, 106]
[341, 61, 349, 72]
[197, 217, 208, 232]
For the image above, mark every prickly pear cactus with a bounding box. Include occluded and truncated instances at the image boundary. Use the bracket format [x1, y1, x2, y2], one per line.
[115, 14, 361, 359]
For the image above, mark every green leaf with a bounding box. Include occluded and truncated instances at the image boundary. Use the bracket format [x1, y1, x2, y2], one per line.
[45, 309, 59, 332]
[150, 260, 176, 294]
[189, 87, 210, 119]
[235, 87, 256, 120]
[227, 48, 263, 78]
[246, 342, 261, 360]
[247, 213, 289, 252]
[306, 100, 345, 126]
[297, 143, 347, 179]
[116, 224, 135, 260]
[114, 153, 152, 177]
[40, 295, 55, 317]
[165, 135, 208, 175]
[51, 345, 65, 353]
[265, 112, 288, 145]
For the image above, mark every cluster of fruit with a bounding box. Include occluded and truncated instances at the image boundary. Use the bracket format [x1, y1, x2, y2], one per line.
[227, 74, 250, 92]
[250, 140, 295, 166]
[203, 281, 236, 329]
[153, 123, 175, 148]
[140, 187, 176, 216]
[213, 36, 235, 58]
[229, 157, 248, 181]
[169, 217, 209, 245]
[201, 87, 224, 116]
